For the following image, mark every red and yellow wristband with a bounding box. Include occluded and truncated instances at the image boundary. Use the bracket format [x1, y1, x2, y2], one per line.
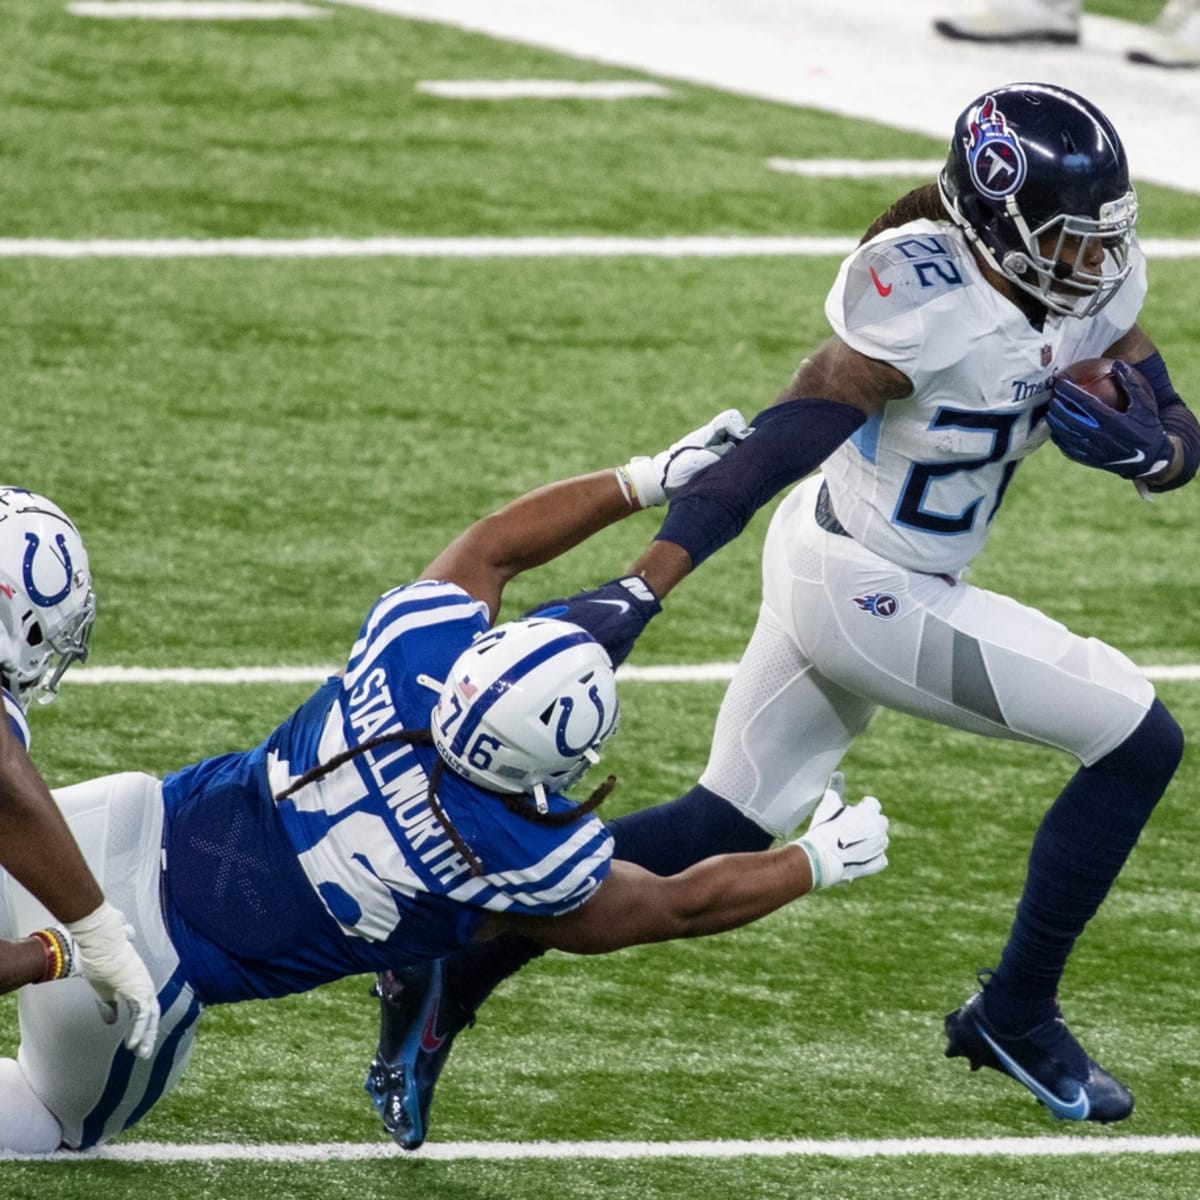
[29, 927, 74, 983]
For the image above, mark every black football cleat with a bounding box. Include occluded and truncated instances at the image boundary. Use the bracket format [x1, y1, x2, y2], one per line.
[364, 960, 474, 1150]
[945, 983, 1133, 1123]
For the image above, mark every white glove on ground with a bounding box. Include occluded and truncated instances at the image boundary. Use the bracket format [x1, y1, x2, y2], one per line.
[622, 408, 752, 508]
[66, 901, 161, 1059]
[793, 772, 889, 890]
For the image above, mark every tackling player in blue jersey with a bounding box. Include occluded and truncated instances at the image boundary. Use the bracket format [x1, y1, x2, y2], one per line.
[370, 82, 1200, 1140]
[0, 415, 890, 1152]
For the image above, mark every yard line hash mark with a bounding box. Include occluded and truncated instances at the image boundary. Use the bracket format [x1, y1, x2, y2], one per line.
[69, 1, 329, 16]
[417, 80, 672, 99]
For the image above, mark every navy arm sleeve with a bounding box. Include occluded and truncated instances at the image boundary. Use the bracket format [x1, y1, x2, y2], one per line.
[1132, 351, 1200, 492]
[654, 398, 867, 567]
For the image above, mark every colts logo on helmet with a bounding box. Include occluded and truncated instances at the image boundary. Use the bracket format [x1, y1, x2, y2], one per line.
[22, 532, 74, 607]
[552, 684, 609, 756]
[965, 96, 1026, 200]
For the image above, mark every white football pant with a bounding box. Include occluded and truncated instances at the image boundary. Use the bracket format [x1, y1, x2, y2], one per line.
[0, 772, 201, 1150]
[701, 476, 1155, 837]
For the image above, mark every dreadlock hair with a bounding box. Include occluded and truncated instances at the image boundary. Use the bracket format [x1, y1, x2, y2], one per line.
[860, 182, 945, 246]
[273, 728, 616, 878]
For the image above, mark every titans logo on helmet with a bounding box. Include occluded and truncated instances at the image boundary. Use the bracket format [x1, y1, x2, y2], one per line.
[964, 96, 1026, 201]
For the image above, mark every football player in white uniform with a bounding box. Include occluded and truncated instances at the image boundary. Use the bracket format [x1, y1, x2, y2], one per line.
[0, 417, 889, 1152]
[0, 489, 160, 1155]
[372, 83, 1199, 1138]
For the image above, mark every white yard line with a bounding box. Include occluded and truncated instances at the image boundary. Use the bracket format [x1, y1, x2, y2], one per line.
[68, 663, 1200, 685]
[417, 80, 672, 99]
[767, 159, 944, 178]
[8, 1134, 1200, 1162]
[3, 236, 1200, 257]
[69, 1, 329, 16]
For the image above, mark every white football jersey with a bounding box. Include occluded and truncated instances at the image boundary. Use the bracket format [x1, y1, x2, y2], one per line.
[821, 218, 1146, 575]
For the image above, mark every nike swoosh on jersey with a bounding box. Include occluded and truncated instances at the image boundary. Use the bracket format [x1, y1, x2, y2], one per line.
[869, 266, 893, 297]
[974, 1023, 1091, 1121]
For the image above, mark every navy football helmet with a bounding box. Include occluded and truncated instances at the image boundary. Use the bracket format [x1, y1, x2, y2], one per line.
[939, 83, 1138, 318]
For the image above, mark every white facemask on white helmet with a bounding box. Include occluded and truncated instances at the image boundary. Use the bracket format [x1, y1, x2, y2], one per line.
[0, 487, 96, 710]
[431, 617, 619, 811]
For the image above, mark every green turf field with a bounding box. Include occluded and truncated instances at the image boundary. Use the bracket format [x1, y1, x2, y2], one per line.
[2, 2, 1199, 1197]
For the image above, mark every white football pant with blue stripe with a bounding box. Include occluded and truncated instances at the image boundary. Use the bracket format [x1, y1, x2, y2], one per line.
[0, 773, 201, 1151]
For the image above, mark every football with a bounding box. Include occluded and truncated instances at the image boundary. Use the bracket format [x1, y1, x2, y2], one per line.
[1055, 357, 1129, 412]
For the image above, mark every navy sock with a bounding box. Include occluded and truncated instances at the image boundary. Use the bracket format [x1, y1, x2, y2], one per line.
[609, 784, 774, 875]
[984, 699, 1183, 1034]
[436, 785, 772, 1015]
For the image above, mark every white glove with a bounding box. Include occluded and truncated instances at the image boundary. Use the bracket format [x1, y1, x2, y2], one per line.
[66, 901, 161, 1059]
[793, 772, 889, 890]
[622, 408, 753, 508]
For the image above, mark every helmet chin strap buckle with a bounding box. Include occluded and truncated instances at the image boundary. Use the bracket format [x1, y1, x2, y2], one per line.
[1001, 250, 1031, 276]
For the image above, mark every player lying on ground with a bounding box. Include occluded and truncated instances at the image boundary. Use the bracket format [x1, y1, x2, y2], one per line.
[365, 81, 1200, 1143]
[0, 413, 888, 1152]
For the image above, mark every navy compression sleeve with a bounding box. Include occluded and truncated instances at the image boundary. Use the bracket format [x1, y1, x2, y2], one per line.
[1131, 351, 1200, 492]
[655, 398, 866, 566]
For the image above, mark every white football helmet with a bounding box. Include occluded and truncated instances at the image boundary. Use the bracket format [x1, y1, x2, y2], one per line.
[0, 487, 96, 709]
[431, 617, 619, 809]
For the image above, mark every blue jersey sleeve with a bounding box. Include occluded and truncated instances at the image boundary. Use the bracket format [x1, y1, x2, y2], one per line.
[4, 690, 30, 750]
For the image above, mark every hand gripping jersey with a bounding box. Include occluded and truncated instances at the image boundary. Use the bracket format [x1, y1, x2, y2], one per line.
[821, 219, 1146, 575]
[161, 581, 614, 1005]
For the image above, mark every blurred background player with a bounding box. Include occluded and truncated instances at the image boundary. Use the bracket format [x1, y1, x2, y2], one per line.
[367, 81, 1200, 1144]
[0, 418, 889, 1153]
[934, 0, 1200, 66]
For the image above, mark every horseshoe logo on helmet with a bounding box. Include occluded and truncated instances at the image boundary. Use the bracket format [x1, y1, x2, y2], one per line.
[553, 685, 609, 757]
[22, 532, 74, 607]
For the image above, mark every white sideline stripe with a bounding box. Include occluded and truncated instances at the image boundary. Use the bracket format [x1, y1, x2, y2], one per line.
[418, 80, 671, 99]
[68, 663, 1200, 685]
[0, 236, 857, 259]
[68, 1, 329, 16]
[3, 236, 1198, 258]
[8, 1135, 1200, 1162]
[767, 158, 943, 178]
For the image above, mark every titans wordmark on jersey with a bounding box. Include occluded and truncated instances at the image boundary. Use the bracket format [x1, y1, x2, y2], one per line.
[161, 581, 614, 1005]
[822, 219, 1146, 575]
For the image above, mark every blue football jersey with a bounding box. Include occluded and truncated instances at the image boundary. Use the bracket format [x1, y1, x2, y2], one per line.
[161, 581, 614, 1005]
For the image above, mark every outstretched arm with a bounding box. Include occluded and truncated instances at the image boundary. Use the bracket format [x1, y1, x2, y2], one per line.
[487, 778, 889, 954]
[628, 338, 906, 600]
[420, 471, 633, 621]
[420, 410, 751, 619]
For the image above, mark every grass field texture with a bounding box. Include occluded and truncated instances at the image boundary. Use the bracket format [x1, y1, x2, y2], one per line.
[2, 2, 1199, 1198]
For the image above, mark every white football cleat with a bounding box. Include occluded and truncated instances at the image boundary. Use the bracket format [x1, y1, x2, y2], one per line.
[933, 0, 1080, 44]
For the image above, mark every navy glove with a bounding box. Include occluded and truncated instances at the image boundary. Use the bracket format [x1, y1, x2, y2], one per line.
[525, 576, 662, 667]
[1047, 361, 1173, 481]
